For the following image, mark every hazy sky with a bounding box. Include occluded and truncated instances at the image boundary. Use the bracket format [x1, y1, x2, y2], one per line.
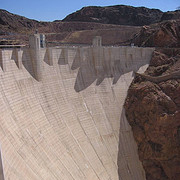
[1, 0, 179, 21]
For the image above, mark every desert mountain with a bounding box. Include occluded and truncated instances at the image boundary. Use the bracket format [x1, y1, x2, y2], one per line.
[62, 5, 163, 26]
[62, 5, 180, 26]
[0, 9, 40, 34]
[0, 5, 180, 45]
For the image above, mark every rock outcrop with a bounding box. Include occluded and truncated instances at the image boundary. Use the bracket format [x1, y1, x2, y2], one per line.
[132, 20, 180, 47]
[125, 49, 180, 180]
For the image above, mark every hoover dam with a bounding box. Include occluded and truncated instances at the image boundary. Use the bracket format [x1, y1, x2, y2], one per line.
[0, 35, 154, 180]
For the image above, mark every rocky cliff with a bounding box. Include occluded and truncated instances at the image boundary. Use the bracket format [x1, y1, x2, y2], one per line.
[125, 48, 180, 180]
[125, 11, 180, 180]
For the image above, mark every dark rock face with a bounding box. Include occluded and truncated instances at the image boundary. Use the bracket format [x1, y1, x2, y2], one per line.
[63, 5, 163, 26]
[161, 10, 180, 21]
[0, 8, 143, 45]
[132, 20, 180, 47]
[0, 9, 39, 31]
[125, 49, 180, 180]
[0, 17, 7, 25]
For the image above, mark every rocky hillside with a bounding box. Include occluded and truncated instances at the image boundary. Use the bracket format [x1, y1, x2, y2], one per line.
[0, 8, 141, 45]
[161, 10, 180, 21]
[0, 9, 129, 34]
[0, 9, 40, 34]
[132, 20, 180, 47]
[53, 26, 140, 45]
[63, 5, 163, 26]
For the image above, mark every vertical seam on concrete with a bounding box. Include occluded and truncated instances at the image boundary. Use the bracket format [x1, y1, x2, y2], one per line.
[0, 76, 44, 180]
[59, 48, 114, 180]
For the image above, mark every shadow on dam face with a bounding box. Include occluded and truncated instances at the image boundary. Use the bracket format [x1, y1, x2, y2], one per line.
[21, 49, 37, 79]
[71, 46, 152, 92]
[59, 46, 153, 180]
[0, 45, 154, 180]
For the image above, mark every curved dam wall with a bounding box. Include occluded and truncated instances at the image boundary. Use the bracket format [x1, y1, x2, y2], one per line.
[0, 44, 154, 180]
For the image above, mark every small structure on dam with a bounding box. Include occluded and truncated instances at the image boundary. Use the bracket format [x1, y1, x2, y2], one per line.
[92, 36, 102, 47]
[0, 34, 154, 180]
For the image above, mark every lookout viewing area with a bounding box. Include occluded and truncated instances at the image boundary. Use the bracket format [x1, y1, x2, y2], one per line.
[0, 34, 154, 180]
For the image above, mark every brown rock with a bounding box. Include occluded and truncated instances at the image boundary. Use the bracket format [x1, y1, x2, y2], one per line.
[63, 5, 163, 26]
[125, 49, 180, 180]
[150, 51, 169, 67]
[133, 20, 180, 47]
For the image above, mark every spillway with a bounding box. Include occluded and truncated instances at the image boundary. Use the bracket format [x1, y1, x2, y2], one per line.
[0, 37, 154, 180]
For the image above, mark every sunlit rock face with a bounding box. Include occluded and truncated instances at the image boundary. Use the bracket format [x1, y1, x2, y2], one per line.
[125, 48, 180, 180]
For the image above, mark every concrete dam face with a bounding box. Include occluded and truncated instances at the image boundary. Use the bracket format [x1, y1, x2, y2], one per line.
[0, 35, 154, 180]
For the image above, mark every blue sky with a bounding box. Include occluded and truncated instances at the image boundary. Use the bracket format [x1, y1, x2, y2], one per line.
[1, 0, 179, 21]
